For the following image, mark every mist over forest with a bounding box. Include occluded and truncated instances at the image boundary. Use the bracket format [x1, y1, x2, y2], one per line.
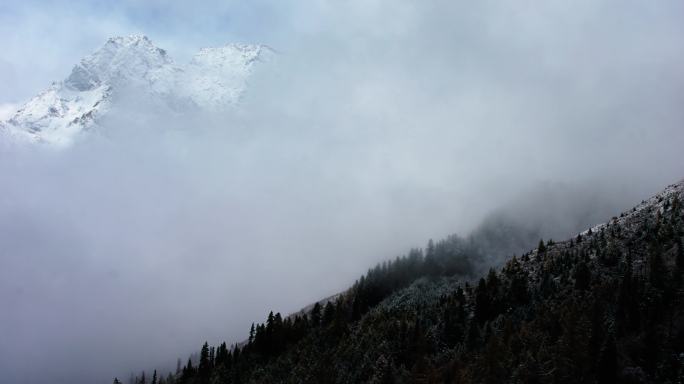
[1, 1, 683, 383]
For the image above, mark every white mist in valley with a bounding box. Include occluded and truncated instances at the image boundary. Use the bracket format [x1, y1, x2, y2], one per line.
[1, 1, 684, 383]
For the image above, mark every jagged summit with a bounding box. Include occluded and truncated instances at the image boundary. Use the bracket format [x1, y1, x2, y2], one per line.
[0, 35, 273, 147]
[65, 34, 173, 92]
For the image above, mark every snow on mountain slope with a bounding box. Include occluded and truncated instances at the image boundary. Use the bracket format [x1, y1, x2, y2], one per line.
[1, 82, 110, 146]
[184, 44, 275, 110]
[0, 35, 273, 147]
[65, 35, 176, 93]
[518, 179, 684, 282]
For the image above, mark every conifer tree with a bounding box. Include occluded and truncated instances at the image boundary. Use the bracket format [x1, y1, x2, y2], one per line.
[322, 302, 335, 326]
[474, 278, 490, 323]
[184, 358, 193, 378]
[311, 302, 322, 327]
[248, 323, 255, 345]
[198, 342, 211, 383]
[538, 239, 546, 253]
[424, 239, 440, 276]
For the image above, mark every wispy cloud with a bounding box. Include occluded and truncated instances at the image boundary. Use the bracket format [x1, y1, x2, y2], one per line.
[0, 102, 18, 119]
[1, 1, 683, 383]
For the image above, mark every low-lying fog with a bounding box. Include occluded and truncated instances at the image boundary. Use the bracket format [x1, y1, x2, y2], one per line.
[1, 1, 684, 383]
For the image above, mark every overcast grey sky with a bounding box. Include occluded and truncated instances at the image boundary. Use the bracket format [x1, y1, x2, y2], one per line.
[1, 1, 684, 383]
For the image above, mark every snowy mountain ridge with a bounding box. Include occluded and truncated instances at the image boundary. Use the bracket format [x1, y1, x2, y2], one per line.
[0, 35, 274, 147]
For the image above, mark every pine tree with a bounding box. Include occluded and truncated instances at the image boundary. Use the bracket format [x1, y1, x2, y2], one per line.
[322, 302, 335, 326]
[600, 240, 620, 266]
[426, 239, 435, 258]
[199, 342, 210, 369]
[198, 341, 211, 383]
[538, 239, 546, 254]
[311, 302, 322, 327]
[183, 358, 194, 379]
[474, 278, 490, 324]
[424, 239, 440, 276]
[248, 323, 255, 345]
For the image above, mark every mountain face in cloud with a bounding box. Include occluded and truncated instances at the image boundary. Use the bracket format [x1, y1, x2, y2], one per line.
[0, 35, 273, 147]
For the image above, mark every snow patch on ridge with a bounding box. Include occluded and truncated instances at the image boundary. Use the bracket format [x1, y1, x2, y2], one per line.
[0, 35, 274, 147]
[184, 44, 275, 109]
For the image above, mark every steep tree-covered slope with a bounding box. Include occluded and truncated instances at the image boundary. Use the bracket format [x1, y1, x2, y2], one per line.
[124, 180, 684, 384]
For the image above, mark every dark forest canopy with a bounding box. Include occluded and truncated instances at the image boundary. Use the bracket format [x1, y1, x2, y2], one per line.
[122, 181, 684, 384]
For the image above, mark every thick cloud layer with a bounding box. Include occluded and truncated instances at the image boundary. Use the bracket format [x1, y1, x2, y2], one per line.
[1, 1, 684, 383]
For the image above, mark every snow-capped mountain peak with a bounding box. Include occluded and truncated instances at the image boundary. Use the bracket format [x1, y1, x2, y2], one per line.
[65, 34, 174, 92]
[184, 43, 274, 109]
[0, 35, 273, 147]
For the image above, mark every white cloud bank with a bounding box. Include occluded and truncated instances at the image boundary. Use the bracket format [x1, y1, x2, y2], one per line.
[1, 1, 684, 383]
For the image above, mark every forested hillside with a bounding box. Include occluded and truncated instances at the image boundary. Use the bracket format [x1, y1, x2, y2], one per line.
[121, 180, 684, 384]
